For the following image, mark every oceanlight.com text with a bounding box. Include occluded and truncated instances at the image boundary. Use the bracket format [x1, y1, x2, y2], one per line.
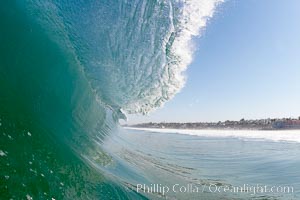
[135, 183, 294, 196]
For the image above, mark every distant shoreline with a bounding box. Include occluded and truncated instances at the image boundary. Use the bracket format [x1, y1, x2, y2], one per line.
[125, 118, 300, 131]
[124, 127, 300, 131]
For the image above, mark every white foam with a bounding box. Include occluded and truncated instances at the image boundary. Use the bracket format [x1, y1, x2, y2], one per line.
[172, 0, 223, 71]
[126, 127, 300, 143]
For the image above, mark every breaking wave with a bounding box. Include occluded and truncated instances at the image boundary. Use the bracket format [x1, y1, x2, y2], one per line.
[0, 0, 222, 199]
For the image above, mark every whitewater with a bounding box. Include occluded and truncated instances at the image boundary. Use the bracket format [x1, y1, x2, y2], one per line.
[126, 127, 300, 143]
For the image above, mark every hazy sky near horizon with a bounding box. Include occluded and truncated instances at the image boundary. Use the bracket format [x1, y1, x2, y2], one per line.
[126, 0, 300, 124]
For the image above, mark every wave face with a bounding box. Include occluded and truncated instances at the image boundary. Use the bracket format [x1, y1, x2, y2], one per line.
[24, 0, 222, 115]
[0, 0, 221, 199]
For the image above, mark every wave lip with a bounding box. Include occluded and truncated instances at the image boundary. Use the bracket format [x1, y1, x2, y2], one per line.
[122, 0, 224, 114]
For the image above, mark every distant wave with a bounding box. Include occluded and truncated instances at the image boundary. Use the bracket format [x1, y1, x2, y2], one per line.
[127, 128, 300, 143]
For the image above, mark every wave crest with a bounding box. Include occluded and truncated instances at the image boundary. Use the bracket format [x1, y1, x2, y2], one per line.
[122, 0, 223, 114]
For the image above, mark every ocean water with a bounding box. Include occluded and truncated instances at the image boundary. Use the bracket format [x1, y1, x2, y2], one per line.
[116, 128, 300, 199]
[2, 0, 298, 200]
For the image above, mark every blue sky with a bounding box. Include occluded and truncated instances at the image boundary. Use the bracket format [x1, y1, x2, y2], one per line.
[127, 0, 300, 124]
